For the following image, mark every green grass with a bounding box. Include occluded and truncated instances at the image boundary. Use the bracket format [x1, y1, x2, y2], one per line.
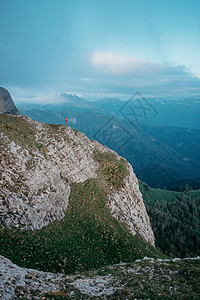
[0, 114, 70, 156]
[0, 177, 165, 274]
[139, 181, 181, 203]
[44, 291, 70, 299]
[0, 114, 36, 148]
[94, 151, 128, 190]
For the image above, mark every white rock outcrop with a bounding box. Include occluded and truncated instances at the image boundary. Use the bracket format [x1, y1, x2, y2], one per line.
[108, 163, 154, 245]
[0, 115, 155, 245]
[0, 255, 65, 300]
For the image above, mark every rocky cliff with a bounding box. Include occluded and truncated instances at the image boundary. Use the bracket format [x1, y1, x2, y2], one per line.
[0, 87, 20, 115]
[1, 255, 200, 300]
[0, 113, 154, 246]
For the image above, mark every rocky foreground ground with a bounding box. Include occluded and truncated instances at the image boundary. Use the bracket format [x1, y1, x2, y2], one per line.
[0, 255, 199, 299]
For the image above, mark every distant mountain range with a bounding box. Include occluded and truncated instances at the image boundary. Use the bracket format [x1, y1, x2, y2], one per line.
[94, 95, 200, 129]
[18, 93, 200, 190]
[18, 93, 200, 129]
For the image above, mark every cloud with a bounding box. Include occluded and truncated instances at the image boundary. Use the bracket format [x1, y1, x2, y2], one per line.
[91, 52, 146, 75]
[7, 52, 200, 103]
[89, 51, 200, 96]
[91, 51, 194, 78]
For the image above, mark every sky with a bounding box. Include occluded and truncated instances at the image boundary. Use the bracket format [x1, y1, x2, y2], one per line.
[0, 0, 200, 102]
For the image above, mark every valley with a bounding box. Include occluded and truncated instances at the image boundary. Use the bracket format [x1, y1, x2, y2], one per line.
[18, 94, 200, 190]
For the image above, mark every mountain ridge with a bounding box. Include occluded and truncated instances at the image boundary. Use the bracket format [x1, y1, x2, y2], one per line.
[0, 114, 154, 245]
[0, 87, 20, 115]
[0, 112, 163, 276]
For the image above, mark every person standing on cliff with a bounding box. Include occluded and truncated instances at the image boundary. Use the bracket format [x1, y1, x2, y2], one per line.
[65, 116, 68, 126]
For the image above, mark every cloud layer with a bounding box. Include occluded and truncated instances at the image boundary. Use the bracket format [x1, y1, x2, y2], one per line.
[91, 52, 193, 78]
[7, 51, 200, 103]
[88, 51, 200, 96]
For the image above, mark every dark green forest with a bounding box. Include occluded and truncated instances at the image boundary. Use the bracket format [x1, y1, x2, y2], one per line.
[140, 182, 200, 258]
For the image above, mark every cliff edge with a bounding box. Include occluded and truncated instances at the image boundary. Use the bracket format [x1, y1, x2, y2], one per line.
[0, 114, 154, 246]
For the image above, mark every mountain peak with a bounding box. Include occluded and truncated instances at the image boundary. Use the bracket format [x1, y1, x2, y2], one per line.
[0, 87, 20, 115]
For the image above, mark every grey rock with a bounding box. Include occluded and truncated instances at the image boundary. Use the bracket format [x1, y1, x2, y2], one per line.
[1, 255, 199, 299]
[0, 255, 65, 300]
[0, 87, 20, 115]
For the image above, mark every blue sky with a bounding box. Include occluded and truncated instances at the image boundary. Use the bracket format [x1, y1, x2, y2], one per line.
[0, 0, 200, 101]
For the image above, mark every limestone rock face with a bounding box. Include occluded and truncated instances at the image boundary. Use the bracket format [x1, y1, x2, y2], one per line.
[0, 114, 155, 246]
[0, 87, 20, 115]
[0, 255, 64, 300]
[0, 116, 98, 230]
[108, 163, 155, 245]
